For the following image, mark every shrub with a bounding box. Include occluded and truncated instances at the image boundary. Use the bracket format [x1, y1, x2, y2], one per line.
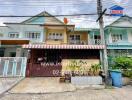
[112, 57, 132, 78]
[112, 57, 132, 70]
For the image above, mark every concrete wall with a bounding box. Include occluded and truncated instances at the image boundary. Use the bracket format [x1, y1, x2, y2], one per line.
[68, 31, 88, 44]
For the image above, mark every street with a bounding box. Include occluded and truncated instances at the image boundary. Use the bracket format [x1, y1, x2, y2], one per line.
[1, 85, 132, 100]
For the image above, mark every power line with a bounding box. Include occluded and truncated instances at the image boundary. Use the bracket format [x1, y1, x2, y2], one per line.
[0, 13, 98, 17]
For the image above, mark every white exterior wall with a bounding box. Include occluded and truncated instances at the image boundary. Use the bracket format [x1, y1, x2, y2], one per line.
[127, 30, 132, 43]
[0, 27, 8, 38]
[0, 25, 44, 57]
[0, 24, 45, 43]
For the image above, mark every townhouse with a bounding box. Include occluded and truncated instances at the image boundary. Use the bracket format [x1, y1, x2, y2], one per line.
[104, 16, 132, 65]
[21, 12, 104, 77]
[0, 11, 104, 77]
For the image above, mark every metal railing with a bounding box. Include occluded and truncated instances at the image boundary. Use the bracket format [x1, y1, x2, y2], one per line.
[68, 40, 88, 45]
[89, 39, 101, 45]
[0, 57, 27, 77]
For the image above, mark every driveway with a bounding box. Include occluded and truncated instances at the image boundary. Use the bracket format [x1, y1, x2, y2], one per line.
[9, 77, 76, 93]
[0, 78, 23, 94]
[1, 85, 132, 100]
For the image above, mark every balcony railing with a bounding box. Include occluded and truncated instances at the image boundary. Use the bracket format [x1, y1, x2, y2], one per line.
[89, 39, 101, 45]
[68, 40, 87, 45]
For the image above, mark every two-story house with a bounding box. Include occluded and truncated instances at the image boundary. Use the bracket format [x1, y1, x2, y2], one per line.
[102, 15, 132, 65]
[0, 11, 49, 57]
[0, 11, 105, 77]
[20, 12, 104, 77]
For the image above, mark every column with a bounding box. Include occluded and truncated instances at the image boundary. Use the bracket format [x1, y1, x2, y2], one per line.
[63, 27, 67, 44]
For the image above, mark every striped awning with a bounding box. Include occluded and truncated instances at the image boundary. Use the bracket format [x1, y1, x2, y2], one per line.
[22, 44, 105, 49]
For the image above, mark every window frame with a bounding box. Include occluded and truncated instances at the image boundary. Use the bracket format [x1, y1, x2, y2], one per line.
[111, 34, 123, 42]
[25, 31, 41, 39]
[69, 34, 81, 44]
[48, 33, 63, 41]
[8, 32, 19, 38]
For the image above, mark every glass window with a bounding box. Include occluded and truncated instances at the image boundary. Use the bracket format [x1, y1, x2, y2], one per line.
[69, 35, 80, 44]
[112, 34, 122, 42]
[25, 32, 40, 39]
[48, 33, 63, 40]
[9, 32, 19, 38]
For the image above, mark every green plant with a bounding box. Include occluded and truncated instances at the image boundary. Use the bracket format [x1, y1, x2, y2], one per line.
[67, 60, 81, 76]
[112, 57, 132, 78]
[68, 60, 80, 71]
[89, 64, 101, 76]
[122, 70, 132, 78]
[112, 57, 132, 70]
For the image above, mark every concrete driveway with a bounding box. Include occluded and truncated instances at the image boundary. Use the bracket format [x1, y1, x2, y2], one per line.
[0, 78, 23, 94]
[9, 77, 76, 94]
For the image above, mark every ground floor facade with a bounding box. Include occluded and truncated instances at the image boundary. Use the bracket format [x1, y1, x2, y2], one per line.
[23, 44, 104, 77]
[27, 49, 100, 77]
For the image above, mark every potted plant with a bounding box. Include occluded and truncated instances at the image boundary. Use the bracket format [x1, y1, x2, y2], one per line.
[89, 64, 101, 76]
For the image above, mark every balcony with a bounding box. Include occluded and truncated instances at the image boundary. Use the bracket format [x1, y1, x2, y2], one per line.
[89, 39, 101, 45]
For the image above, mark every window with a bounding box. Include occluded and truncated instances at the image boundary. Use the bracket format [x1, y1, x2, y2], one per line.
[69, 35, 80, 44]
[94, 35, 101, 44]
[112, 34, 122, 42]
[48, 33, 63, 40]
[9, 32, 19, 38]
[94, 35, 101, 40]
[25, 32, 40, 39]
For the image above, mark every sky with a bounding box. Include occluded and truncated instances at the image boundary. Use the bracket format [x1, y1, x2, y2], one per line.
[0, 0, 131, 28]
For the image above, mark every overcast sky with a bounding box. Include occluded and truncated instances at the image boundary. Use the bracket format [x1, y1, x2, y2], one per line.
[0, 0, 131, 28]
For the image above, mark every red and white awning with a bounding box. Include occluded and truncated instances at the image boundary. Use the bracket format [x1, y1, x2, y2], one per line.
[22, 44, 105, 49]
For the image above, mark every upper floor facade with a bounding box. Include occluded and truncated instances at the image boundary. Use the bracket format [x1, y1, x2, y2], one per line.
[88, 16, 132, 49]
[104, 16, 132, 49]
[0, 11, 93, 45]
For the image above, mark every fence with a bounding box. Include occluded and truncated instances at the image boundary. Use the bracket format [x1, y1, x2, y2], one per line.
[0, 57, 27, 77]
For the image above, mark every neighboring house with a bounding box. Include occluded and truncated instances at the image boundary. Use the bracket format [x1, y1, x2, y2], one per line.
[104, 16, 132, 65]
[88, 15, 132, 66]
[0, 11, 61, 57]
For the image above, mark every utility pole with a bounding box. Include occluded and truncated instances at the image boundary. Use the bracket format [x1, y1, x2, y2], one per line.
[97, 0, 109, 83]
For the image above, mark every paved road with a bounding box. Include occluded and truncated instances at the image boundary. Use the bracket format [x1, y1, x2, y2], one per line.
[1, 86, 132, 100]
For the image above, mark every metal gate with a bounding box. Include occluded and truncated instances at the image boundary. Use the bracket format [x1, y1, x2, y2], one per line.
[0, 57, 27, 77]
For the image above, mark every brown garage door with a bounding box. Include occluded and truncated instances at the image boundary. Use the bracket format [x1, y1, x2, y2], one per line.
[27, 63, 62, 77]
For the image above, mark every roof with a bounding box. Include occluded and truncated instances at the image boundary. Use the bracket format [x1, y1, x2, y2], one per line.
[109, 5, 124, 10]
[4, 11, 65, 25]
[105, 15, 132, 28]
[21, 11, 64, 24]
